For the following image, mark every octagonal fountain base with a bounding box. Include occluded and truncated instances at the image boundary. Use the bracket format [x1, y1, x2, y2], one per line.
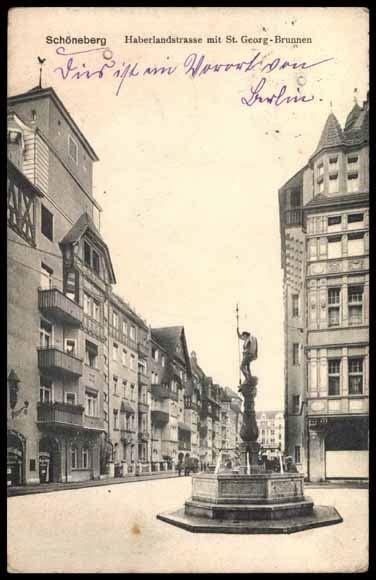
[156, 471, 342, 534]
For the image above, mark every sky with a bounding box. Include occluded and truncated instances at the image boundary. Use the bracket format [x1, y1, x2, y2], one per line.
[8, 7, 369, 410]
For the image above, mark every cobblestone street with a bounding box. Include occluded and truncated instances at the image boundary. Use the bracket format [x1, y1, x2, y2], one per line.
[8, 477, 368, 573]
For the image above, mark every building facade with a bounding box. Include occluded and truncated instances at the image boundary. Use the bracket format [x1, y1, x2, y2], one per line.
[7, 85, 246, 487]
[256, 410, 285, 454]
[279, 95, 369, 481]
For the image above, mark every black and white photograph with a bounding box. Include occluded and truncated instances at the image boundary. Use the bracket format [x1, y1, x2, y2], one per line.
[7, 6, 369, 573]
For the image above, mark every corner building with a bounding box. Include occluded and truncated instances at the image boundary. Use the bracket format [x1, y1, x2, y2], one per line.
[279, 95, 369, 481]
[7, 86, 114, 485]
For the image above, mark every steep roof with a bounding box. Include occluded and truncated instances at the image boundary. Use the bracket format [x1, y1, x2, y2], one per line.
[60, 212, 116, 283]
[8, 86, 99, 161]
[313, 112, 343, 155]
[151, 326, 192, 394]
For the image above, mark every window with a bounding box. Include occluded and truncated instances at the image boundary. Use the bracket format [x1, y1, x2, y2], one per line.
[68, 135, 78, 163]
[347, 155, 359, 168]
[65, 339, 77, 355]
[130, 326, 136, 341]
[93, 299, 100, 322]
[161, 355, 165, 368]
[104, 410, 108, 423]
[92, 251, 100, 275]
[317, 163, 324, 177]
[130, 384, 135, 401]
[41, 205, 53, 241]
[112, 343, 118, 361]
[348, 213, 364, 224]
[348, 358, 363, 395]
[290, 189, 301, 208]
[328, 359, 340, 396]
[328, 173, 339, 194]
[113, 376, 118, 395]
[328, 287, 341, 327]
[123, 380, 128, 398]
[329, 155, 338, 168]
[348, 285, 363, 325]
[85, 391, 98, 416]
[65, 392, 76, 405]
[348, 232, 364, 256]
[317, 179, 324, 194]
[152, 347, 159, 361]
[130, 354, 135, 370]
[71, 447, 78, 469]
[40, 263, 53, 290]
[112, 311, 119, 329]
[85, 340, 98, 368]
[40, 377, 53, 403]
[328, 236, 342, 259]
[347, 172, 359, 193]
[294, 446, 301, 464]
[122, 349, 127, 366]
[292, 294, 299, 317]
[82, 448, 89, 469]
[40, 319, 52, 348]
[103, 392, 108, 403]
[292, 394, 300, 414]
[122, 320, 127, 335]
[328, 216, 341, 227]
[113, 409, 118, 429]
[83, 240, 101, 276]
[292, 343, 300, 366]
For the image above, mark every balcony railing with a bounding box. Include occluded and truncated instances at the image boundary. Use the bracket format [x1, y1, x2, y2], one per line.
[137, 341, 149, 359]
[37, 401, 84, 428]
[138, 431, 150, 442]
[138, 371, 149, 386]
[82, 314, 105, 342]
[138, 401, 149, 414]
[37, 347, 83, 377]
[284, 208, 303, 227]
[151, 384, 170, 400]
[178, 441, 191, 451]
[151, 409, 170, 425]
[38, 288, 83, 326]
[120, 429, 136, 443]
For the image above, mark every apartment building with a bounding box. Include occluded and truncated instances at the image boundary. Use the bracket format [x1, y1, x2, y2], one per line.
[279, 94, 369, 481]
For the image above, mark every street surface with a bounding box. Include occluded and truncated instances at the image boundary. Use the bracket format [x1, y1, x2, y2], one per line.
[8, 477, 368, 573]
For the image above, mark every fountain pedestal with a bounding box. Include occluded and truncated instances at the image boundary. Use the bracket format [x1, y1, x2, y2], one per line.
[157, 378, 342, 533]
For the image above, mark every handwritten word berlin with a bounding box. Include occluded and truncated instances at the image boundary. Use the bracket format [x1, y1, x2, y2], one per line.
[53, 48, 333, 104]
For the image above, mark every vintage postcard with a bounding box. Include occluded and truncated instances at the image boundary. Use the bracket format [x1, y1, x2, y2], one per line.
[7, 6, 369, 573]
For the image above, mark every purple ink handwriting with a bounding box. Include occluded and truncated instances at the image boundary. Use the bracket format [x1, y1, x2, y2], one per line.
[52, 47, 333, 104]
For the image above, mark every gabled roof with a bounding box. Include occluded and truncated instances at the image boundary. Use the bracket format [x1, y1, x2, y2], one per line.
[313, 112, 343, 156]
[8, 86, 99, 161]
[60, 212, 116, 283]
[152, 326, 193, 394]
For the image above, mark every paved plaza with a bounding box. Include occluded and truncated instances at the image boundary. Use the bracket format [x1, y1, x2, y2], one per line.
[8, 477, 368, 573]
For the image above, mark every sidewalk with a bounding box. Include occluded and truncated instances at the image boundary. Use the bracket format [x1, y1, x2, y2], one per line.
[7, 470, 182, 497]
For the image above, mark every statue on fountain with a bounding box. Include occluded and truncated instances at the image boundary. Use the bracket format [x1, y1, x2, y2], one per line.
[236, 307, 261, 472]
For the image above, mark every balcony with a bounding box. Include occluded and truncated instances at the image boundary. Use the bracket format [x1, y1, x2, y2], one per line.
[178, 440, 191, 451]
[138, 431, 150, 442]
[82, 314, 105, 342]
[37, 401, 84, 429]
[83, 415, 105, 432]
[178, 421, 191, 433]
[151, 384, 170, 400]
[120, 429, 136, 443]
[284, 208, 303, 227]
[38, 288, 83, 326]
[138, 401, 149, 414]
[110, 327, 137, 351]
[38, 347, 83, 377]
[137, 342, 149, 359]
[151, 409, 170, 425]
[138, 372, 149, 387]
